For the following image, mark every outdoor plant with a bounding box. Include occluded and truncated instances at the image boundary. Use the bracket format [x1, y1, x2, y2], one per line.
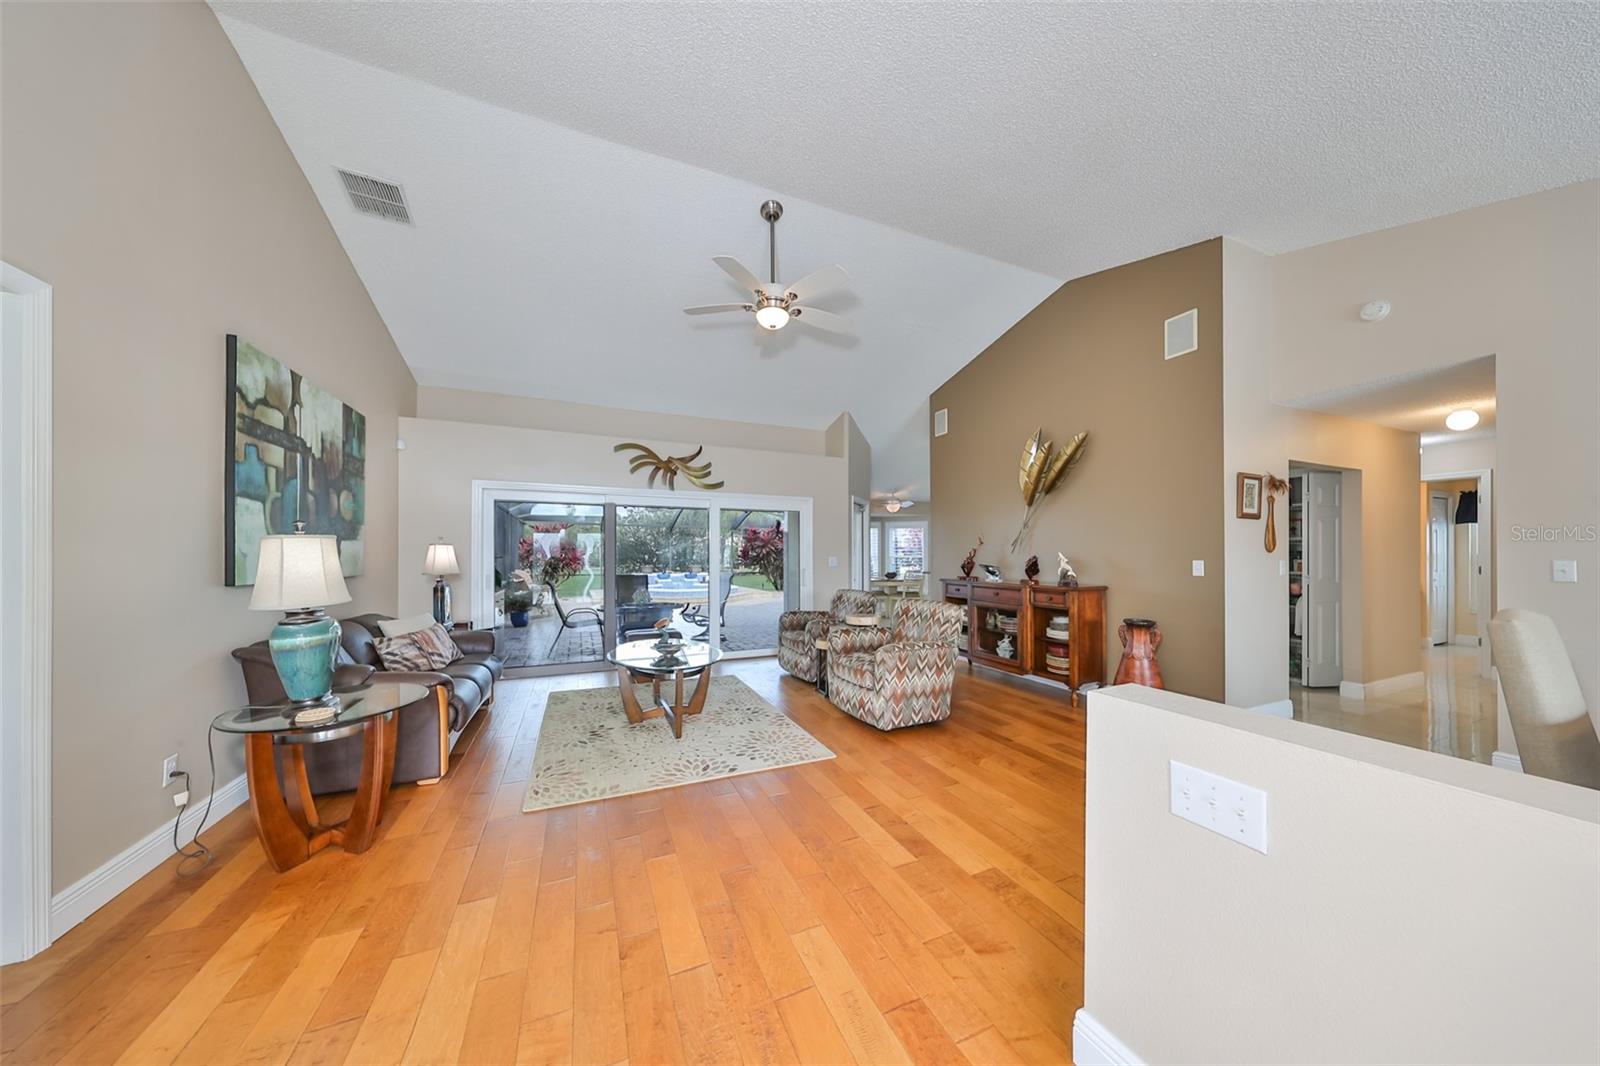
[541, 540, 587, 587]
[737, 520, 785, 591]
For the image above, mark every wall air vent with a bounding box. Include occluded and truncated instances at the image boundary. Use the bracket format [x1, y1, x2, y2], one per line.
[336, 167, 412, 224]
[933, 408, 949, 437]
[1164, 308, 1198, 360]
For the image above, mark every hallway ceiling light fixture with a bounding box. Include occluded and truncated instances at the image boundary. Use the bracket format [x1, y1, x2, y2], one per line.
[1445, 409, 1481, 431]
[683, 200, 853, 334]
[1359, 300, 1391, 322]
[883, 497, 913, 513]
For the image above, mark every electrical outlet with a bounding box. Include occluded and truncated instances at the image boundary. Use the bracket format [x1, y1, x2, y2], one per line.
[1169, 760, 1269, 853]
[162, 754, 179, 788]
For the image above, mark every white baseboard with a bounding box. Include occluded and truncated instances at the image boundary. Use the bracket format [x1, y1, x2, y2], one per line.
[50, 773, 248, 941]
[1073, 1010, 1144, 1066]
[1491, 750, 1524, 773]
[1339, 671, 1424, 701]
[1249, 698, 1294, 718]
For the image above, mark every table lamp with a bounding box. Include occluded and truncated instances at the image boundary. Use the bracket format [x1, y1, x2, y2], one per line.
[423, 542, 460, 624]
[250, 526, 351, 714]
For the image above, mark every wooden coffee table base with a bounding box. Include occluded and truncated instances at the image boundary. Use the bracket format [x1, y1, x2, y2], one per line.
[243, 711, 398, 872]
[616, 663, 713, 739]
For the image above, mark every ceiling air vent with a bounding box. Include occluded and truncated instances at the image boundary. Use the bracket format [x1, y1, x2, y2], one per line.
[336, 167, 412, 224]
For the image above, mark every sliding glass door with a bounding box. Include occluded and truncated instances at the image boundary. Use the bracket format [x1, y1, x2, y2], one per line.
[476, 483, 811, 675]
[489, 498, 606, 670]
[720, 508, 801, 651]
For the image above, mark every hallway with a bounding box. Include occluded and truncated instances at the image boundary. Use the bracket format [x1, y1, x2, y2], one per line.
[1290, 646, 1498, 763]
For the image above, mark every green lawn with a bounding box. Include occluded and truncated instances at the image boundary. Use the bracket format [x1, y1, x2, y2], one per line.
[733, 573, 776, 591]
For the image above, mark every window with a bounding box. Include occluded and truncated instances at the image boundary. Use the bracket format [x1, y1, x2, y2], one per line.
[869, 525, 881, 579]
[888, 523, 925, 573]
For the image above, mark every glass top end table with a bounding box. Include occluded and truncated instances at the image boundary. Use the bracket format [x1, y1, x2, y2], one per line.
[212, 682, 429, 872]
[606, 638, 722, 739]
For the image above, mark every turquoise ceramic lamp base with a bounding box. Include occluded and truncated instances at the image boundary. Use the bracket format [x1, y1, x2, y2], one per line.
[268, 610, 343, 708]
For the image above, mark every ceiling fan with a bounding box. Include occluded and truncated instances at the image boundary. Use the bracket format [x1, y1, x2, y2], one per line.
[683, 200, 851, 333]
[882, 496, 913, 513]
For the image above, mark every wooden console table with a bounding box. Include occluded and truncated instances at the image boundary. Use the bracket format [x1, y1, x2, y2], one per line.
[941, 577, 1107, 697]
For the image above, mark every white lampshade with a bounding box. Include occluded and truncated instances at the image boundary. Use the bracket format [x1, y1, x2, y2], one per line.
[249, 534, 351, 611]
[423, 543, 460, 576]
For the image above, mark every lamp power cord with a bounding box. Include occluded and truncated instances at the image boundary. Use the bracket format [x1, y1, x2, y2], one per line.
[167, 726, 217, 877]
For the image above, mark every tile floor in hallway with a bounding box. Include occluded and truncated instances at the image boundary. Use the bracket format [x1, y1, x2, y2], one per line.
[1290, 645, 1498, 763]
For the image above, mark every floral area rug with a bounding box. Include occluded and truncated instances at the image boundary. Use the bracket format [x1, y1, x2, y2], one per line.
[522, 675, 834, 812]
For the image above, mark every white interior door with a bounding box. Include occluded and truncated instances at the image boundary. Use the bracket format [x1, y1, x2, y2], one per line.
[1303, 470, 1343, 688]
[1427, 493, 1451, 646]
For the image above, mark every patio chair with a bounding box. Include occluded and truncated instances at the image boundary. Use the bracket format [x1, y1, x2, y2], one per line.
[684, 571, 735, 639]
[546, 581, 604, 657]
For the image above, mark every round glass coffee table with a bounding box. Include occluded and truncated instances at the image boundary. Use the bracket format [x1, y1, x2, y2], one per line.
[607, 639, 722, 739]
[213, 681, 428, 872]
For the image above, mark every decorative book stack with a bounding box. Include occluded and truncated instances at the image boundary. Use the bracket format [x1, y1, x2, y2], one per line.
[1043, 613, 1071, 675]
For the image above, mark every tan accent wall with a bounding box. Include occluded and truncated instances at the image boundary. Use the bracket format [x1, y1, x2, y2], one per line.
[1, 2, 416, 889]
[930, 240, 1225, 700]
[1083, 685, 1600, 1064]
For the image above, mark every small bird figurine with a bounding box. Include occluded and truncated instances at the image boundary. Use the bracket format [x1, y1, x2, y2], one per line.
[1023, 555, 1040, 583]
[1056, 553, 1079, 587]
[979, 564, 1003, 583]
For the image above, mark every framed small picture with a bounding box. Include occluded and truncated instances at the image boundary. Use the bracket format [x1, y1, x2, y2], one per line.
[1237, 472, 1264, 519]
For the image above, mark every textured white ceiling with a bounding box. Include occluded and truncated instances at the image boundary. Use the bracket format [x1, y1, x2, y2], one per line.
[215, 15, 1060, 498]
[215, 1, 1600, 278]
[1285, 354, 1496, 446]
[213, 2, 1597, 495]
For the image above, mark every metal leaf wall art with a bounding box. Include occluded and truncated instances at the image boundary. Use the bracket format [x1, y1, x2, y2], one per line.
[613, 442, 726, 490]
[1010, 428, 1089, 552]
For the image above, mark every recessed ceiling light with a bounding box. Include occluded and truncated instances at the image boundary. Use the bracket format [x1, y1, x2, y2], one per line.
[1360, 300, 1391, 322]
[1445, 409, 1480, 431]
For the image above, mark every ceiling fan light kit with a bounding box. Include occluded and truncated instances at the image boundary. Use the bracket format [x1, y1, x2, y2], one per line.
[683, 200, 852, 334]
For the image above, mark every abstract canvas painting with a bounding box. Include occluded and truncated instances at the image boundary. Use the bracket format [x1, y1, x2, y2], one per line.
[225, 335, 366, 585]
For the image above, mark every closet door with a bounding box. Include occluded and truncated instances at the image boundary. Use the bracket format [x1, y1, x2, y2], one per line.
[1303, 471, 1344, 687]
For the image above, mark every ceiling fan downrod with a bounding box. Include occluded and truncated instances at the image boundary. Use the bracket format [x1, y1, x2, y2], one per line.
[760, 199, 783, 284]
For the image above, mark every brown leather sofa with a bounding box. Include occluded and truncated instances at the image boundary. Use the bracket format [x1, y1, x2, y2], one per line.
[232, 614, 502, 794]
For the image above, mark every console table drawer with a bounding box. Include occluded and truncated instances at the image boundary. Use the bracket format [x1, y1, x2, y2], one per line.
[971, 585, 1022, 608]
[1031, 587, 1069, 609]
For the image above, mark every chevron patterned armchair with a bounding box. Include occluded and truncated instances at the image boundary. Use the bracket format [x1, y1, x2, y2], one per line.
[778, 588, 880, 683]
[826, 598, 964, 730]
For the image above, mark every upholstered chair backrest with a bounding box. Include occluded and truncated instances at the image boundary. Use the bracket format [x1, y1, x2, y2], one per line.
[828, 589, 879, 622]
[890, 599, 964, 644]
[1488, 608, 1600, 788]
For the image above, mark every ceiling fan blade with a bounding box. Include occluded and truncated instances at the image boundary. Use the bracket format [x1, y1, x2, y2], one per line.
[712, 256, 764, 295]
[782, 263, 849, 303]
[682, 303, 751, 315]
[789, 306, 851, 333]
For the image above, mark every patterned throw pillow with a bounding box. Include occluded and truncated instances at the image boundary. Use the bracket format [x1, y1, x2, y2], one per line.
[374, 623, 462, 671]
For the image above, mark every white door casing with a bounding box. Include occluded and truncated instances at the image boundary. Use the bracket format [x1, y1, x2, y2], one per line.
[1, 262, 53, 964]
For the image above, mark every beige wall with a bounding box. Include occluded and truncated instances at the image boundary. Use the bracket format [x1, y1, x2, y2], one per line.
[1081, 685, 1600, 1065]
[931, 240, 1226, 700]
[397, 417, 850, 623]
[419, 385, 830, 457]
[1268, 182, 1600, 727]
[1, 3, 416, 889]
[1223, 241, 1423, 707]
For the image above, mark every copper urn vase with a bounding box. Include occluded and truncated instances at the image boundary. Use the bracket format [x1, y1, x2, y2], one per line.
[1113, 617, 1164, 689]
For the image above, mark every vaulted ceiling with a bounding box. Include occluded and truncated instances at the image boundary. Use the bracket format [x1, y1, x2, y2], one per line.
[213, 1, 1599, 495]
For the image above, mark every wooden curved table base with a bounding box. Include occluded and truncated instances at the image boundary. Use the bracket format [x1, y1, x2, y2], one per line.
[244, 710, 398, 873]
[616, 662, 713, 739]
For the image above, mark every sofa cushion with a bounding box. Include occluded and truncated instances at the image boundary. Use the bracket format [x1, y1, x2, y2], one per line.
[460, 652, 504, 682]
[831, 652, 878, 690]
[377, 613, 438, 638]
[443, 660, 495, 700]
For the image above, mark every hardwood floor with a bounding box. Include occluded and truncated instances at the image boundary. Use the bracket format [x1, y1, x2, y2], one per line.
[1, 659, 1086, 1065]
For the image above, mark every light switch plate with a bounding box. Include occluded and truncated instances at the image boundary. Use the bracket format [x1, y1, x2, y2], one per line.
[1552, 560, 1578, 583]
[1279, 559, 1288, 577]
[1170, 761, 1269, 853]
[827, 556, 839, 568]
[1191, 560, 1205, 577]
